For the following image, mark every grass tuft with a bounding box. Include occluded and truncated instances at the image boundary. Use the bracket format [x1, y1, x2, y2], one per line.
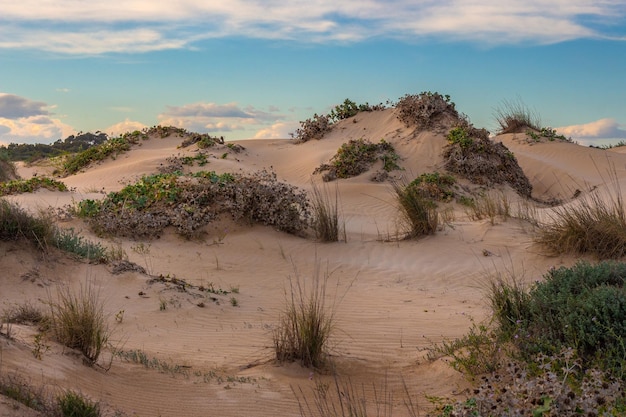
[493, 98, 541, 133]
[48, 284, 110, 365]
[57, 390, 101, 417]
[273, 264, 336, 369]
[391, 179, 439, 238]
[310, 182, 345, 242]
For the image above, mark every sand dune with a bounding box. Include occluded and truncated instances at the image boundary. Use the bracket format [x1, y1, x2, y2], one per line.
[2, 108, 625, 416]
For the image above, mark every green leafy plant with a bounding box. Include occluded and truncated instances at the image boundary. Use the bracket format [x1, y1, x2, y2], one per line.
[408, 172, 456, 202]
[53, 228, 108, 262]
[57, 390, 101, 417]
[0, 176, 68, 196]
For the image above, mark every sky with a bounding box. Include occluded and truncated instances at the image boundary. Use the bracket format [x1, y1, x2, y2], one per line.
[0, 1, 625, 146]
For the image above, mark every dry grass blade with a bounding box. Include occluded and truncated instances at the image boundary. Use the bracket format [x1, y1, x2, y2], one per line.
[311, 181, 345, 242]
[49, 284, 109, 365]
[391, 179, 438, 238]
[273, 262, 336, 369]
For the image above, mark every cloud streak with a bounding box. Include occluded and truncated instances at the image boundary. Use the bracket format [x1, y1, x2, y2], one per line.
[0, 1, 624, 54]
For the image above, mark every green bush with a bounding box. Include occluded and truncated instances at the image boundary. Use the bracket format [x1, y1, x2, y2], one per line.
[315, 138, 400, 181]
[57, 390, 100, 417]
[53, 228, 108, 262]
[408, 172, 456, 201]
[492, 261, 626, 378]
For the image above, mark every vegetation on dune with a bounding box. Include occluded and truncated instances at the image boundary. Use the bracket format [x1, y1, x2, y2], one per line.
[291, 98, 387, 142]
[536, 184, 626, 260]
[314, 138, 401, 181]
[493, 98, 542, 134]
[0, 199, 56, 249]
[0, 156, 18, 182]
[444, 125, 533, 197]
[392, 178, 440, 238]
[310, 182, 345, 242]
[76, 170, 311, 238]
[0, 131, 109, 162]
[0, 176, 68, 196]
[395, 91, 459, 131]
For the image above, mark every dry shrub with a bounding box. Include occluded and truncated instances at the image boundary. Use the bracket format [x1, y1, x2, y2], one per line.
[0, 157, 18, 182]
[291, 114, 332, 143]
[464, 191, 512, 224]
[49, 284, 109, 365]
[273, 264, 336, 369]
[395, 92, 460, 131]
[444, 127, 532, 197]
[79, 170, 311, 238]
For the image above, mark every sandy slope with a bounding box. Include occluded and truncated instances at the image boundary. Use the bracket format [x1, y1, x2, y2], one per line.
[2, 109, 626, 416]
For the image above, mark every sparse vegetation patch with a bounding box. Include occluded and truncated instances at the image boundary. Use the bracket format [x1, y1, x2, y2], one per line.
[314, 138, 401, 181]
[0, 176, 68, 196]
[395, 92, 459, 131]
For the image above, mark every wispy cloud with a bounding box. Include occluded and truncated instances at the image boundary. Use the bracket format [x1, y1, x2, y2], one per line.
[104, 119, 147, 136]
[556, 118, 626, 146]
[158, 102, 284, 134]
[0, 1, 623, 54]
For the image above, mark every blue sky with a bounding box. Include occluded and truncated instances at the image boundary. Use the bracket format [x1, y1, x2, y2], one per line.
[0, 0, 625, 146]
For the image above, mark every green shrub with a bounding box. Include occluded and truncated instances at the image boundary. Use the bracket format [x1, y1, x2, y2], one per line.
[446, 126, 474, 148]
[315, 138, 400, 181]
[392, 179, 439, 238]
[328, 98, 386, 122]
[491, 261, 626, 378]
[49, 285, 109, 365]
[408, 172, 456, 201]
[57, 390, 100, 417]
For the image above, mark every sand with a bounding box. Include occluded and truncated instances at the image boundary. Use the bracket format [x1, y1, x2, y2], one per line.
[2, 108, 626, 416]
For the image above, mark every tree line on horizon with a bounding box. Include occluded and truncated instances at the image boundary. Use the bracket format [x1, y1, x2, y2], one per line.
[0, 131, 109, 162]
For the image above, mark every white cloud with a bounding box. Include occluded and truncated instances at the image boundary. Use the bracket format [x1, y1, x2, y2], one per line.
[0, 115, 75, 144]
[0, 1, 623, 53]
[556, 118, 626, 139]
[104, 119, 148, 137]
[158, 102, 284, 136]
[253, 122, 298, 139]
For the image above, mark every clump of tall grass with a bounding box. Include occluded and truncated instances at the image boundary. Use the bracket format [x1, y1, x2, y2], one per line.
[0, 199, 55, 249]
[493, 98, 541, 134]
[48, 284, 110, 365]
[463, 191, 511, 224]
[310, 182, 345, 242]
[391, 179, 438, 238]
[535, 187, 626, 259]
[293, 374, 418, 417]
[273, 264, 336, 369]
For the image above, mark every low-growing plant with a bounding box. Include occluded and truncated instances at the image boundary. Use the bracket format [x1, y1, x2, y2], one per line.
[315, 138, 400, 181]
[76, 170, 311, 238]
[57, 390, 101, 417]
[0, 177, 68, 196]
[54, 228, 108, 262]
[48, 284, 110, 365]
[273, 264, 337, 369]
[391, 179, 439, 238]
[408, 172, 456, 202]
[328, 98, 387, 123]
